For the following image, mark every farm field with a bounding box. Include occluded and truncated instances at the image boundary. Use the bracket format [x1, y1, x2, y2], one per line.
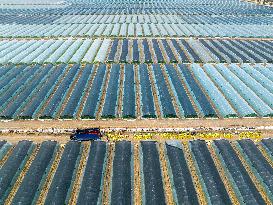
[0, 0, 272, 122]
[0, 139, 273, 204]
[1, 38, 273, 64]
[0, 63, 273, 120]
[0, 0, 273, 203]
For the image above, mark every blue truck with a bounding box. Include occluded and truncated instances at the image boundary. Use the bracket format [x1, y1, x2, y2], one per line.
[70, 128, 103, 141]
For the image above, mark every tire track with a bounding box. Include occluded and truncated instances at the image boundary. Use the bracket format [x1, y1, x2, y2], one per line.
[101, 143, 115, 205]
[158, 143, 175, 205]
[117, 64, 125, 118]
[134, 65, 141, 119]
[147, 39, 157, 63]
[0, 145, 14, 168]
[138, 39, 145, 64]
[134, 142, 142, 205]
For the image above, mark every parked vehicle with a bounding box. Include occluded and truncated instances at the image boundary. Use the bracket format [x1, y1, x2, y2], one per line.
[70, 128, 103, 141]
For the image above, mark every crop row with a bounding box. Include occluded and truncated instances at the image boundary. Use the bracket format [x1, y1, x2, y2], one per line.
[2, 14, 273, 25]
[1, 23, 273, 38]
[0, 14, 60, 25]
[0, 138, 272, 204]
[0, 0, 272, 16]
[49, 14, 273, 25]
[0, 38, 273, 64]
[0, 63, 272, 120]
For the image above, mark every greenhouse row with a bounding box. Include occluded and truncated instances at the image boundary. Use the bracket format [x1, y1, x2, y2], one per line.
[52, 14, 273, 25]
[0, 63, 272, 120]
[0, 38, 273, 64]
[0, 139, 272, 204]
[64, 0, 271, 7]
[1, 23, 273, 38]
[2, 14, 273, 25]
[1, 2, 272, 15]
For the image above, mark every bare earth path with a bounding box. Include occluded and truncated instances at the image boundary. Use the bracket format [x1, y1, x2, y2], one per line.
[0, 118, 272, 129]
[0, 118, 272, 143]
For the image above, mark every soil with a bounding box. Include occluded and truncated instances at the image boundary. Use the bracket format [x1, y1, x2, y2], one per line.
[0, 118, 272, 143]
[0, 118, 272, 130]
